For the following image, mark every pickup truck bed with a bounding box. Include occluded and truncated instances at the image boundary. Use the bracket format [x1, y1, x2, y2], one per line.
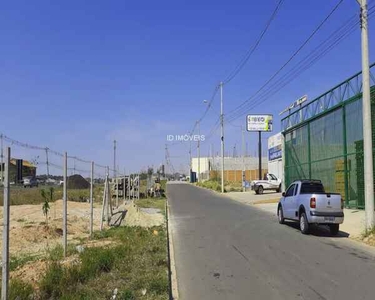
[277, 180, 344, 235]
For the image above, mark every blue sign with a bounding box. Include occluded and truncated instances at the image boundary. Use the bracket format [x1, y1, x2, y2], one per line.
[269, 145, 282, 161]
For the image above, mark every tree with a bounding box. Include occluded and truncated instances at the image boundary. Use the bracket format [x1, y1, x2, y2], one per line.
[41, 187, 53, 226]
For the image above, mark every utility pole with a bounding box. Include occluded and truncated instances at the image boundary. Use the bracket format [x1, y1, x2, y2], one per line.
[242, 127, 245, 192]
[0, 134, 3, 184]
[258, 131, 262, 180]
[359, 0, 375, 229]
[2, 147, 10, 300]
[189, 132, 192, 182]
[90, 161, 94, 237]
[220, 82, 225, 193]
[113, 140, 117, 179]
[63, 152, 68, 257]
[198, 123, 201, 182]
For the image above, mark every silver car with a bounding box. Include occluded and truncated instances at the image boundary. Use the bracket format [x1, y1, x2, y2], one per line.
[23, 176, 38, 188]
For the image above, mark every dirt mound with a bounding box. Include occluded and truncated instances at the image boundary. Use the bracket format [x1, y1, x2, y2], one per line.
[68, 174, 89, 189]
[122, 203, 164, 227]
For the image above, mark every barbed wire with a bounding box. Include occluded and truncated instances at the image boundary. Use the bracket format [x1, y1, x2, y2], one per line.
[0, 133, 118, 175]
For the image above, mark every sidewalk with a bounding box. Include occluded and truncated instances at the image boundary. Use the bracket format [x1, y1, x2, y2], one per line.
[226, 191, 366, 239]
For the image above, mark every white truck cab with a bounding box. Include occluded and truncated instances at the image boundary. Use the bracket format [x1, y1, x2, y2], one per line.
[250, 173, 281, 194]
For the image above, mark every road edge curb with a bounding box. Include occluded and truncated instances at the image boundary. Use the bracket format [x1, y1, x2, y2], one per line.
[166, 199, 179, 299]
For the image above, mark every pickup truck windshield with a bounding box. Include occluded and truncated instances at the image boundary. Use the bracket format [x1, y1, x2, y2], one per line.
[300, 182, 325, 194]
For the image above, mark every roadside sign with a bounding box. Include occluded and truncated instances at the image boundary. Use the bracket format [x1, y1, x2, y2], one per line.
[246, 114, 273, 132]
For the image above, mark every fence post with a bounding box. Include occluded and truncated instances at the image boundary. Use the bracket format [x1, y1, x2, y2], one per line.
[90, 161, 94, 237]
[63, 152, 68, 257]
[2, 147, 10, 300]
[100, 173, 107, 231]
[137, 174, 140, 199]
[116, 173, 119, 208]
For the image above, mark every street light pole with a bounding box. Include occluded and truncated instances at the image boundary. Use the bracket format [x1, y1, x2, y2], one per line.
[242, 126, 245, 192]
[220, 82, 225, 193]
[197, 121, 200, 182]
[359, 0, 374, 229]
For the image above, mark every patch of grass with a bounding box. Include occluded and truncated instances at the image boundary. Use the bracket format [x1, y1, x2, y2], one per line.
[10, 254, 40, 271]
[79, 247, 116, 280]
[9, 279, 34, 300]
[39, 262, 65, 298]
[0, 185, 103, 206]
[38, 226, 168, 299]
[135, 198, 166, 212]
[47, 244, 78, 261]
[362, 226, 375, 238]
[16, 218, 26, 222]
[197, 180, 226, 192]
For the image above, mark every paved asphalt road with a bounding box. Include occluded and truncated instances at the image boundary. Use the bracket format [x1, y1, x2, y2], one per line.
[167, 182, 375, 300]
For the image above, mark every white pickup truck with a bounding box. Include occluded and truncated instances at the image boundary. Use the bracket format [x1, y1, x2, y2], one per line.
[277, 180, 344, 235]
[250, 173, 281, 194]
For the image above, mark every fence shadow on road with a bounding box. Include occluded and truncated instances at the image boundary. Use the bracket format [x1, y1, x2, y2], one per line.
[283, 221, 350, 238]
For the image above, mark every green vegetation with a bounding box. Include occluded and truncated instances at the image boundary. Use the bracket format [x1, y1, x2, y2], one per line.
[41, 187, 53, 225]
[10, 253, 40, 271]
[9, 279, 34, 300]
[135, 198, 166, 212]
[197, 180, 224, 192]
[38, 226, 168, 299]
[0, 185, 103, 206]
[196, 179, 243, 193]
[362, 226, 375, 238]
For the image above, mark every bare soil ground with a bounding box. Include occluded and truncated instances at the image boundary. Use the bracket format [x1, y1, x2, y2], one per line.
[0, 199, 164, 257]
[0, 200, 105, 256]
[4, 199, 165, 288]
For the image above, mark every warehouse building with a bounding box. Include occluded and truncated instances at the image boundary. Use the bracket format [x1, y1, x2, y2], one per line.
[191, 156, 268, 182]
[281, 64, 375, 209]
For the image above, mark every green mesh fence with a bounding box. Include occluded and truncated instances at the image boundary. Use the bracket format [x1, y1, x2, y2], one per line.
[284, 87, 375, 209]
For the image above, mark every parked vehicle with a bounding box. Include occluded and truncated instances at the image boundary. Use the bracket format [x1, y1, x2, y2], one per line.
[23, 176, 39, 188]
[250, 173, 281, 194]
[277, 180, 344, 235]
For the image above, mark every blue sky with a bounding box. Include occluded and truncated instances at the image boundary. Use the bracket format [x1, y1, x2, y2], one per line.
[1, 0, 374, 175]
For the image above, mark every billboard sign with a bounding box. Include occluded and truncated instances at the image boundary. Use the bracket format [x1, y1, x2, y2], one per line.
[269, 145, 282, 161]
[246, 114, 273, 132]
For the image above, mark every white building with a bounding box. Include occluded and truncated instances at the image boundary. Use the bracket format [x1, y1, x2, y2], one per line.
[191, 156, 268, 181]
[268, 132, 283, 180]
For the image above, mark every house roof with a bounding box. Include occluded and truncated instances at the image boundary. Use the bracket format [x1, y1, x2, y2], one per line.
[10, 159, 36, 168]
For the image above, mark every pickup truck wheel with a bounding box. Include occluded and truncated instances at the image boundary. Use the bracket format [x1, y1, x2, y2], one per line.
[329, 224, 339, 236]
[299, 212, 310, 234]
[276, 184, 281, 193]
[278, 206, 285, 224]
[258, 185, 264, 194]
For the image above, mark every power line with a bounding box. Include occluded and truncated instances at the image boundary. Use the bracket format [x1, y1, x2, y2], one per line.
[223, 0, 285, 84]
[226, 0, 345, 121]
[176, 0, 284, 148]
[226, 4, 375, 122]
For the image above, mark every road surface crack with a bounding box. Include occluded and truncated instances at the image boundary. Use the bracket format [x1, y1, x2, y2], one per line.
[232, 245, 250, 262]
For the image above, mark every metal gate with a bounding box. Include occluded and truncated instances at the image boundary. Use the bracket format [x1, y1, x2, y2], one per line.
[281, 64, 375, 209]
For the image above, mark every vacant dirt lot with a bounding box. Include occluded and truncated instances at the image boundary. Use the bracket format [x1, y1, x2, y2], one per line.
[0, 200, 105, 256]
[0, 198, 165, 258]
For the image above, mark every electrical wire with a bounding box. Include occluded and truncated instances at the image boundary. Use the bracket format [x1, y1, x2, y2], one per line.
[226, 4, 375, 122]
[223, 0, 285, 84]
[226, 0, 345, 121]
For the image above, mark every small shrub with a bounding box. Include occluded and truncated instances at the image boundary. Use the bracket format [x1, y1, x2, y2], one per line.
[9, 279, 34, 300]
[48, 244, 64, 261]
[79, 247, 115, 280]
[39, 262, 64, 298]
